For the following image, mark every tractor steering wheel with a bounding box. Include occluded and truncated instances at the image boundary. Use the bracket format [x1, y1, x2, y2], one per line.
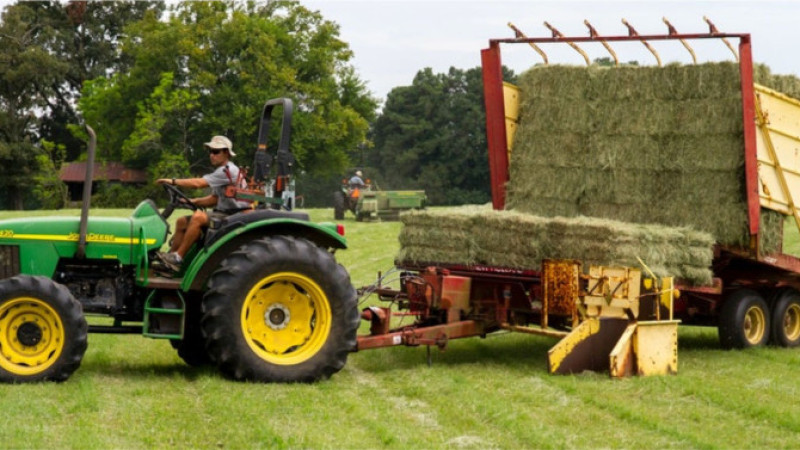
[161, 183, 201, 219]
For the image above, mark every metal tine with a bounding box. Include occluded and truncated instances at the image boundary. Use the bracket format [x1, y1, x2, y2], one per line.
[704, 16, 739, 61]
[622, 18, 662, 67]
[544, 21, 591, 66]
[663, 17, 697, 64]
[584, 20, 618, 66]
[508, 22, 549, 65]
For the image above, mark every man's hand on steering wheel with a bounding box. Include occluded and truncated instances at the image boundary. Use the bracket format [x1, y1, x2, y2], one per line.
[157, 180, 201, 219]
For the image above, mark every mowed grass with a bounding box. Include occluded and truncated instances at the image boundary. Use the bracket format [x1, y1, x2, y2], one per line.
[2, 207, 800, 448]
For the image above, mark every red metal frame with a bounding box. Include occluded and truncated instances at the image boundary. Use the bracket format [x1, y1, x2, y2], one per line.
[481, 43, 508, 211]
[737, 36, 761, 250]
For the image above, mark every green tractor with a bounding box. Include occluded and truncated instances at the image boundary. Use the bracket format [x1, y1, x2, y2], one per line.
[0, 98, 359, 383]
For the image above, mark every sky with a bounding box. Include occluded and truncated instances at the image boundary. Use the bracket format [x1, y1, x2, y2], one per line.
[302, 0, 800, 101]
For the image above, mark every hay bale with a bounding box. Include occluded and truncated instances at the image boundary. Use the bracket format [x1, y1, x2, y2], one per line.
[507, 61, 784, 250]
[396, 208, 715, 285]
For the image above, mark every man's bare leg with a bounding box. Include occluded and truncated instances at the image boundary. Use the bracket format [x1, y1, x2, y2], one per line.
[176, 210, 210, 257]
[169, 215, 190, 252]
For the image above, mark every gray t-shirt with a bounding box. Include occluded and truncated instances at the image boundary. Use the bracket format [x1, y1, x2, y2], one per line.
[203, 163, 250, 212]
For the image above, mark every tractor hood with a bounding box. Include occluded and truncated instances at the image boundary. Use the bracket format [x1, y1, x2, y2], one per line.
[0, 200, 168, 277]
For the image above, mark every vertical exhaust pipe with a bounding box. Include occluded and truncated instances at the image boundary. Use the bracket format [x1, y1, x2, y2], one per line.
[76, 125, 96, 260]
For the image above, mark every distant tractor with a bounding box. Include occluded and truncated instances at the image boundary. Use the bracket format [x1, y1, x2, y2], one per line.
[0, 98, 360, 383]
[333, 177, 426, 221]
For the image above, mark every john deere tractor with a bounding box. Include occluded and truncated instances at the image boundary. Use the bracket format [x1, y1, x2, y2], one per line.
[0, 98, 359, 383]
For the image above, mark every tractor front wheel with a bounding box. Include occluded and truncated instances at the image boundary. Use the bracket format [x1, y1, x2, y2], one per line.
[0, 276, 88, 382]
[201, 236, 359, 382]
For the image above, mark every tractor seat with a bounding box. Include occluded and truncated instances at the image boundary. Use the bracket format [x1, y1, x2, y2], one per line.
[204, 209, 310, 247]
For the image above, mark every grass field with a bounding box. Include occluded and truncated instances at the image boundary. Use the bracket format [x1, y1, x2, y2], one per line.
[2, 207, 800, 449]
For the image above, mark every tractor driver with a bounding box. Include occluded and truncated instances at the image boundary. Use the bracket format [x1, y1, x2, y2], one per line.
[349, 170, 365, 188]
[154, 135, 250, 272]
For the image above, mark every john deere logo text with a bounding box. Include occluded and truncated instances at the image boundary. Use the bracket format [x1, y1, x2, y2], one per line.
[67, 232, 116, 242]
[0, 229, 13, 238]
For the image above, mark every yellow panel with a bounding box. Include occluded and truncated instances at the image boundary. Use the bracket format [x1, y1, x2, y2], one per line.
[585, 266, 641, 318]
[503, 82, 520, 153]
[503, 82, 520, 120]
[634, 320, 679, 375]
[546, 318, 599, 374]
[609, 323, 637, 378]
[754, 84, 800, 227]
[505, 121, 518, 152]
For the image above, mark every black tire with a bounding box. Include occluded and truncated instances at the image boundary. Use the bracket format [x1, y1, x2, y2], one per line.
[333, 191, 346, 220]
[770, 288, 800, 347]
[201, 236, 359, 382]
[0, 276, 88, 382]
[718, 289, 770, 349]
[170, 299, 211, 366]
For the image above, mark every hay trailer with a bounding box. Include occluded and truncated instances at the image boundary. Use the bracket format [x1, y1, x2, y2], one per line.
[354, 19, 800, 376]
[483, 19, 800, 352]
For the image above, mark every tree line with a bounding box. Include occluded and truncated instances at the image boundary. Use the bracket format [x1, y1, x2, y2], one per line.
[0, 0, 504, 210]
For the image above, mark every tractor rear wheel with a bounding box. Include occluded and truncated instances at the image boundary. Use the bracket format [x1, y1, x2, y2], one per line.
[0, 276, 87, 382]
[333, 191, 346, 220]
[770, 288, 800, 347]
[718, 289, 770, 349]
[201, 236, 359, 382]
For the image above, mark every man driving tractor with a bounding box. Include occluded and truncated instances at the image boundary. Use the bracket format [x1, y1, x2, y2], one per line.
[349, 170, 365, 188]
[155, 135, 250, 272]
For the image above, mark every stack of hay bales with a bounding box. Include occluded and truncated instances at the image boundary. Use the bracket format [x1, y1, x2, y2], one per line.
[397, 207, 715, 286]
[505, 62, 783, 254]
[396, 62, 795, 286]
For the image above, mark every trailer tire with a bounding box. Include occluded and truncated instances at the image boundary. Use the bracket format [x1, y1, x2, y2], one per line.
[718, 289, 770, 349]
[333, 191, 346, 220]
[201, 236, 359, 382]
[770, 288, 800, 348]
[0, 276, 87, 382]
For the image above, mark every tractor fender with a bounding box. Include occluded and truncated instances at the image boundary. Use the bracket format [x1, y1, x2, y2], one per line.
[180, 218, 347, 292]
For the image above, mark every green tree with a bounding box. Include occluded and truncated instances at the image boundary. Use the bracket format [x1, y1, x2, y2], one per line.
[0, 1, 164, 209]
[33, 140, 68, 209]
[0, 2, 67, 208]
[79, 0, 377, 199]
[369, 66, 515, 205]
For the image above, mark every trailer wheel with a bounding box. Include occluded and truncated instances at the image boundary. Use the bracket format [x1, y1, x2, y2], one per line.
[718, 289, 770, 349]
[333, 191, 346, 220]
[0, 276, 87, 382]
[201, 236, 358, 382]
[770, 288, 800, 347]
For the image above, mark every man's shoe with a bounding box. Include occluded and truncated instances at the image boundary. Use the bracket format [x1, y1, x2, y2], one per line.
[155, 251, 183, 273]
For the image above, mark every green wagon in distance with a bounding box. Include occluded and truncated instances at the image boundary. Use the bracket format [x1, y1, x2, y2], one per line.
[334, 181, 426, 222]
[355, 189, 427, 222]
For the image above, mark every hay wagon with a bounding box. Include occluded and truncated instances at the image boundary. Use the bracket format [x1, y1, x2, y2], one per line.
[355, 19, 800, 376]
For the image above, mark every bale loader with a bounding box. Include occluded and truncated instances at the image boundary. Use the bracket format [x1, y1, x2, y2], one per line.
[352, 19, 800, 376]
[0, 98, 360, 383]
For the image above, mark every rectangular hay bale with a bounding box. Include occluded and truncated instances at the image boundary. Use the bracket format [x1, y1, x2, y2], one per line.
[507, 61, 784, 252]
[396, 208, 715, 286]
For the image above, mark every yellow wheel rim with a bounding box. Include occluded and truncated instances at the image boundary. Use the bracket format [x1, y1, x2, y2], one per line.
[0, 297, 65, 376]
[743, 305, 766, 345]
[783, 303, 800, 342]
[241, 272, 332, 365]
